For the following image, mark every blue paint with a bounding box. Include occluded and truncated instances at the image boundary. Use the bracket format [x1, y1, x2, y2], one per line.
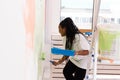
[51, 47, 75, 56]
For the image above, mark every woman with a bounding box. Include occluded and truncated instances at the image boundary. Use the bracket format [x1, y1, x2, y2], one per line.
[52, 17, 90, 80]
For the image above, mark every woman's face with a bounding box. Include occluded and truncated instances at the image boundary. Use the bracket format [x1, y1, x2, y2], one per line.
[59, 25, 66, 36]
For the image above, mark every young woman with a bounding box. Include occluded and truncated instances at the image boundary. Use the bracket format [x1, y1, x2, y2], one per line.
[52, 17, 90, 80]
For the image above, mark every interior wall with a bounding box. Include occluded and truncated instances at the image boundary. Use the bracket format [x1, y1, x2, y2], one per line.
[45, 0, 61, 44]
[42, 0, 61, 79]
[0, 0, 37, 80]
[0, 0, 61, 80]
[34, 0, 45, 80]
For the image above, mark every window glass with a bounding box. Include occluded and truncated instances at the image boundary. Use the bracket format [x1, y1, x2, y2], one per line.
[61, 0, 93, 29]
[98, 0, 120, 24]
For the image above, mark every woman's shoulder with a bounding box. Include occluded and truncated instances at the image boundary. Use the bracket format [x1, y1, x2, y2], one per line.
[75, 33, 89, 43]
[75, 33, 84, 39]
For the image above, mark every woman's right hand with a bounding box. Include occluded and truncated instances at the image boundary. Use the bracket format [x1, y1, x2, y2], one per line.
[52, 61, 60, 66]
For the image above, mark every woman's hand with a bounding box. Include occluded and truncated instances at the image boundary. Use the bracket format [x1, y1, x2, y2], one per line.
[51, 56, 69, 66]
[52, 61, 60, 66]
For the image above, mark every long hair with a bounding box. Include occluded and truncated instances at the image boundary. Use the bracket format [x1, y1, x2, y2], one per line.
[59, 17, 83, 50]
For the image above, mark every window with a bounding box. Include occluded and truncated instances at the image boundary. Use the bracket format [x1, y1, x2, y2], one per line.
[111, 18, 114, 22]
[98, 0, 120, 24]
[117, 18, 120, 24]
[60, 16, 65, 21]
[61, 0, 93, 29]
[75, 17, 79, 23]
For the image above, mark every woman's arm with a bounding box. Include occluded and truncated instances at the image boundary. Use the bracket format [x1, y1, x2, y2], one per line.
[53, 56, 69, 66]
[75, 50, 89, 55]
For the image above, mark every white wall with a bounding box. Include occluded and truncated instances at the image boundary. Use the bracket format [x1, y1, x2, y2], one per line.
[0, 0, 26, 80]
[43, 0, 61, 79]
[0, 0, 37, 80]
[34, 0, 45, 80]
[45, 0, 61, 44]
[0, 0, 61, 80]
